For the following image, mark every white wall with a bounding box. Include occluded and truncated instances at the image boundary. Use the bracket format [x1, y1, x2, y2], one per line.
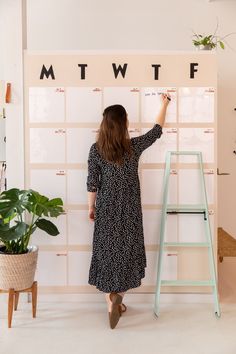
[1, 0, 236, 235]
[26, 0, 236, 51]
[0, 0, 25, 188]
[0, 8, 4, 78]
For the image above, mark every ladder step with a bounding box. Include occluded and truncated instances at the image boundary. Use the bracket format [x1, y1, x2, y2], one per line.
[166, 204, 207, 213]
[164, 242, 210, 247]
[169, 151, 201, 156]
[161, 280, 215, 286]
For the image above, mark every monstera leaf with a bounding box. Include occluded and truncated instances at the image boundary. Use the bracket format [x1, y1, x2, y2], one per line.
[0, 188, 64, 254]
[36, 218, 59, 236]
[27, 190, 63, 217]
[0, 189, 30, 219]
[0, 221, 28, 242]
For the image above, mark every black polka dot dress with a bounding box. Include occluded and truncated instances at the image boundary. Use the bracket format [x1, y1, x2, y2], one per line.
[87, 124, 163, 293]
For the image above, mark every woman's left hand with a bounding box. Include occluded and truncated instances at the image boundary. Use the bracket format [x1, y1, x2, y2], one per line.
[88, 206, 96, 221]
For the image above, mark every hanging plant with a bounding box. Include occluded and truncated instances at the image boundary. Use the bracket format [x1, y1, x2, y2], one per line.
[192, 19, 236, 50]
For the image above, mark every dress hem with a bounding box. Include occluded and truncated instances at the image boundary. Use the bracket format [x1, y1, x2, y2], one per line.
[88, 274, 145, 293]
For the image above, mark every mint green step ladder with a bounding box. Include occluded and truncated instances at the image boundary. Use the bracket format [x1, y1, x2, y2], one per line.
[154, 151, 221, 318]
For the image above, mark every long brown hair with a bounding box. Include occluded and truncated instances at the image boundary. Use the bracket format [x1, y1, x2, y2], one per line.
[96, 105, 132, 165]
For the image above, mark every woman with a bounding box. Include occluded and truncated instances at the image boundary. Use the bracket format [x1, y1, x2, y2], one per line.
[87, 93, 170, 329]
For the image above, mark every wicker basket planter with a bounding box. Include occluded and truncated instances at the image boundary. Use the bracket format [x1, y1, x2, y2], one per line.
[0, 245, 38, 291]
[0, 188, 64, 295]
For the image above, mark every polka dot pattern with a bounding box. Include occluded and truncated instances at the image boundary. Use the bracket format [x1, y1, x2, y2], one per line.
[87, 124, 163, 292]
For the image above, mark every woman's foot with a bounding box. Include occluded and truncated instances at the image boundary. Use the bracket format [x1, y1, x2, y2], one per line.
[119, 303, 127, 315]
[109, 293, 122, 329]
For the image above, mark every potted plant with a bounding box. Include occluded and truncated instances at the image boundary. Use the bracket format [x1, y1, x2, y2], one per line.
[192, 20, 236, 50]
[192, 33, 224, 50]
[0, 188, 64, 291]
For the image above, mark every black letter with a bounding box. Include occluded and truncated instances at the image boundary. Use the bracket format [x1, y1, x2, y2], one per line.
[78, 64, 88, 80]
[190, 63, 198, 79]
[112, 63, 128, 78]
[152, 64, 161, 80]
[40, 65, 55, 80]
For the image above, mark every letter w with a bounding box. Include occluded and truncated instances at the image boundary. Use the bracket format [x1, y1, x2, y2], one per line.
[112, 63, 128, 79]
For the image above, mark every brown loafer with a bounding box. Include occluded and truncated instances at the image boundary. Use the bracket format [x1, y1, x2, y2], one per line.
[119, 303, 127, 316]
[109, 293, 122, 329]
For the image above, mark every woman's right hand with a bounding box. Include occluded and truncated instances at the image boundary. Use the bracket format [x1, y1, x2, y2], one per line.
[155, 93, 171, 126]
[160, 93, 171, 107]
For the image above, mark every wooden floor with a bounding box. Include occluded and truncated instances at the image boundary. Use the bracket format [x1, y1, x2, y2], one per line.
[218, 227, 236, 262]
[218, 227, 236, 303]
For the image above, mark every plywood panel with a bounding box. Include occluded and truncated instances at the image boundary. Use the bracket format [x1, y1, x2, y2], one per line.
[68, 210, 93, 245]
[36, 251, 67, 286]
[179, 87, 214, 123]
[29, 87, 65, 122]
[31, 214, 67, 245]
[103, 87, 140, 122]
[141, 87, 177, 123]
[178, 169, 214, 205]
[179, 128, 214, 163]
[67, 128, 97, 164]
[143, 209, 178, 244]
[141, 128, 177, 163]
[142, 169, 177, 204]
[30, 128, 66, 163]
[30, 169, 66, 201]
[143, 251, 178, 285]
[66, 87, 102, 122]
[67, 169, 87, 204]
[68, 251, 92, 286]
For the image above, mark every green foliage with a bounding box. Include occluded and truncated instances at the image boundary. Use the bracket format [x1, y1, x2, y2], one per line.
[0, 188, 64, 254]
[36, 219, 59, 236]
[219, 41, 225, 49]
[192, 33, 223, 50]
[191, 18, 236, 51]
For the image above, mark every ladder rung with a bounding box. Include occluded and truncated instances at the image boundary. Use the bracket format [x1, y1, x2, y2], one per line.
[169, 151, 201, 156]
[161, 280, 215, 286]
[166, 204, 207, 213]
[164, 242, 210, 247]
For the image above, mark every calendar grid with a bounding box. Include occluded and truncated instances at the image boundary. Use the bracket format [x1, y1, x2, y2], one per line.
[24, 52, 217, 294]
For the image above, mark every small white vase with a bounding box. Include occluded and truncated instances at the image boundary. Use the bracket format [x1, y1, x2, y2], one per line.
[196, 45, 214, 51]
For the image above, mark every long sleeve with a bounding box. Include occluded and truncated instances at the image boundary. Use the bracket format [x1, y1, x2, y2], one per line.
[131, 124, 163, 156]
[87, 144, 101, 192]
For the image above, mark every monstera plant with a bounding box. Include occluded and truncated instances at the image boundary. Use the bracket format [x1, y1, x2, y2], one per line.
[0, 188, 64, 254]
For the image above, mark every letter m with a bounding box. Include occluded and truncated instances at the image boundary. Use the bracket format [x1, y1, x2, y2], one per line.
[40, 65, 55, 80]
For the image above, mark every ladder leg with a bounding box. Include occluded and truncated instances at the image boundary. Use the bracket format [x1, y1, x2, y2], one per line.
[154, 226, 165, 317]
[198, 152, 221, 317]
[205, 218, 221, 317]
[154, 152, 171, 317]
